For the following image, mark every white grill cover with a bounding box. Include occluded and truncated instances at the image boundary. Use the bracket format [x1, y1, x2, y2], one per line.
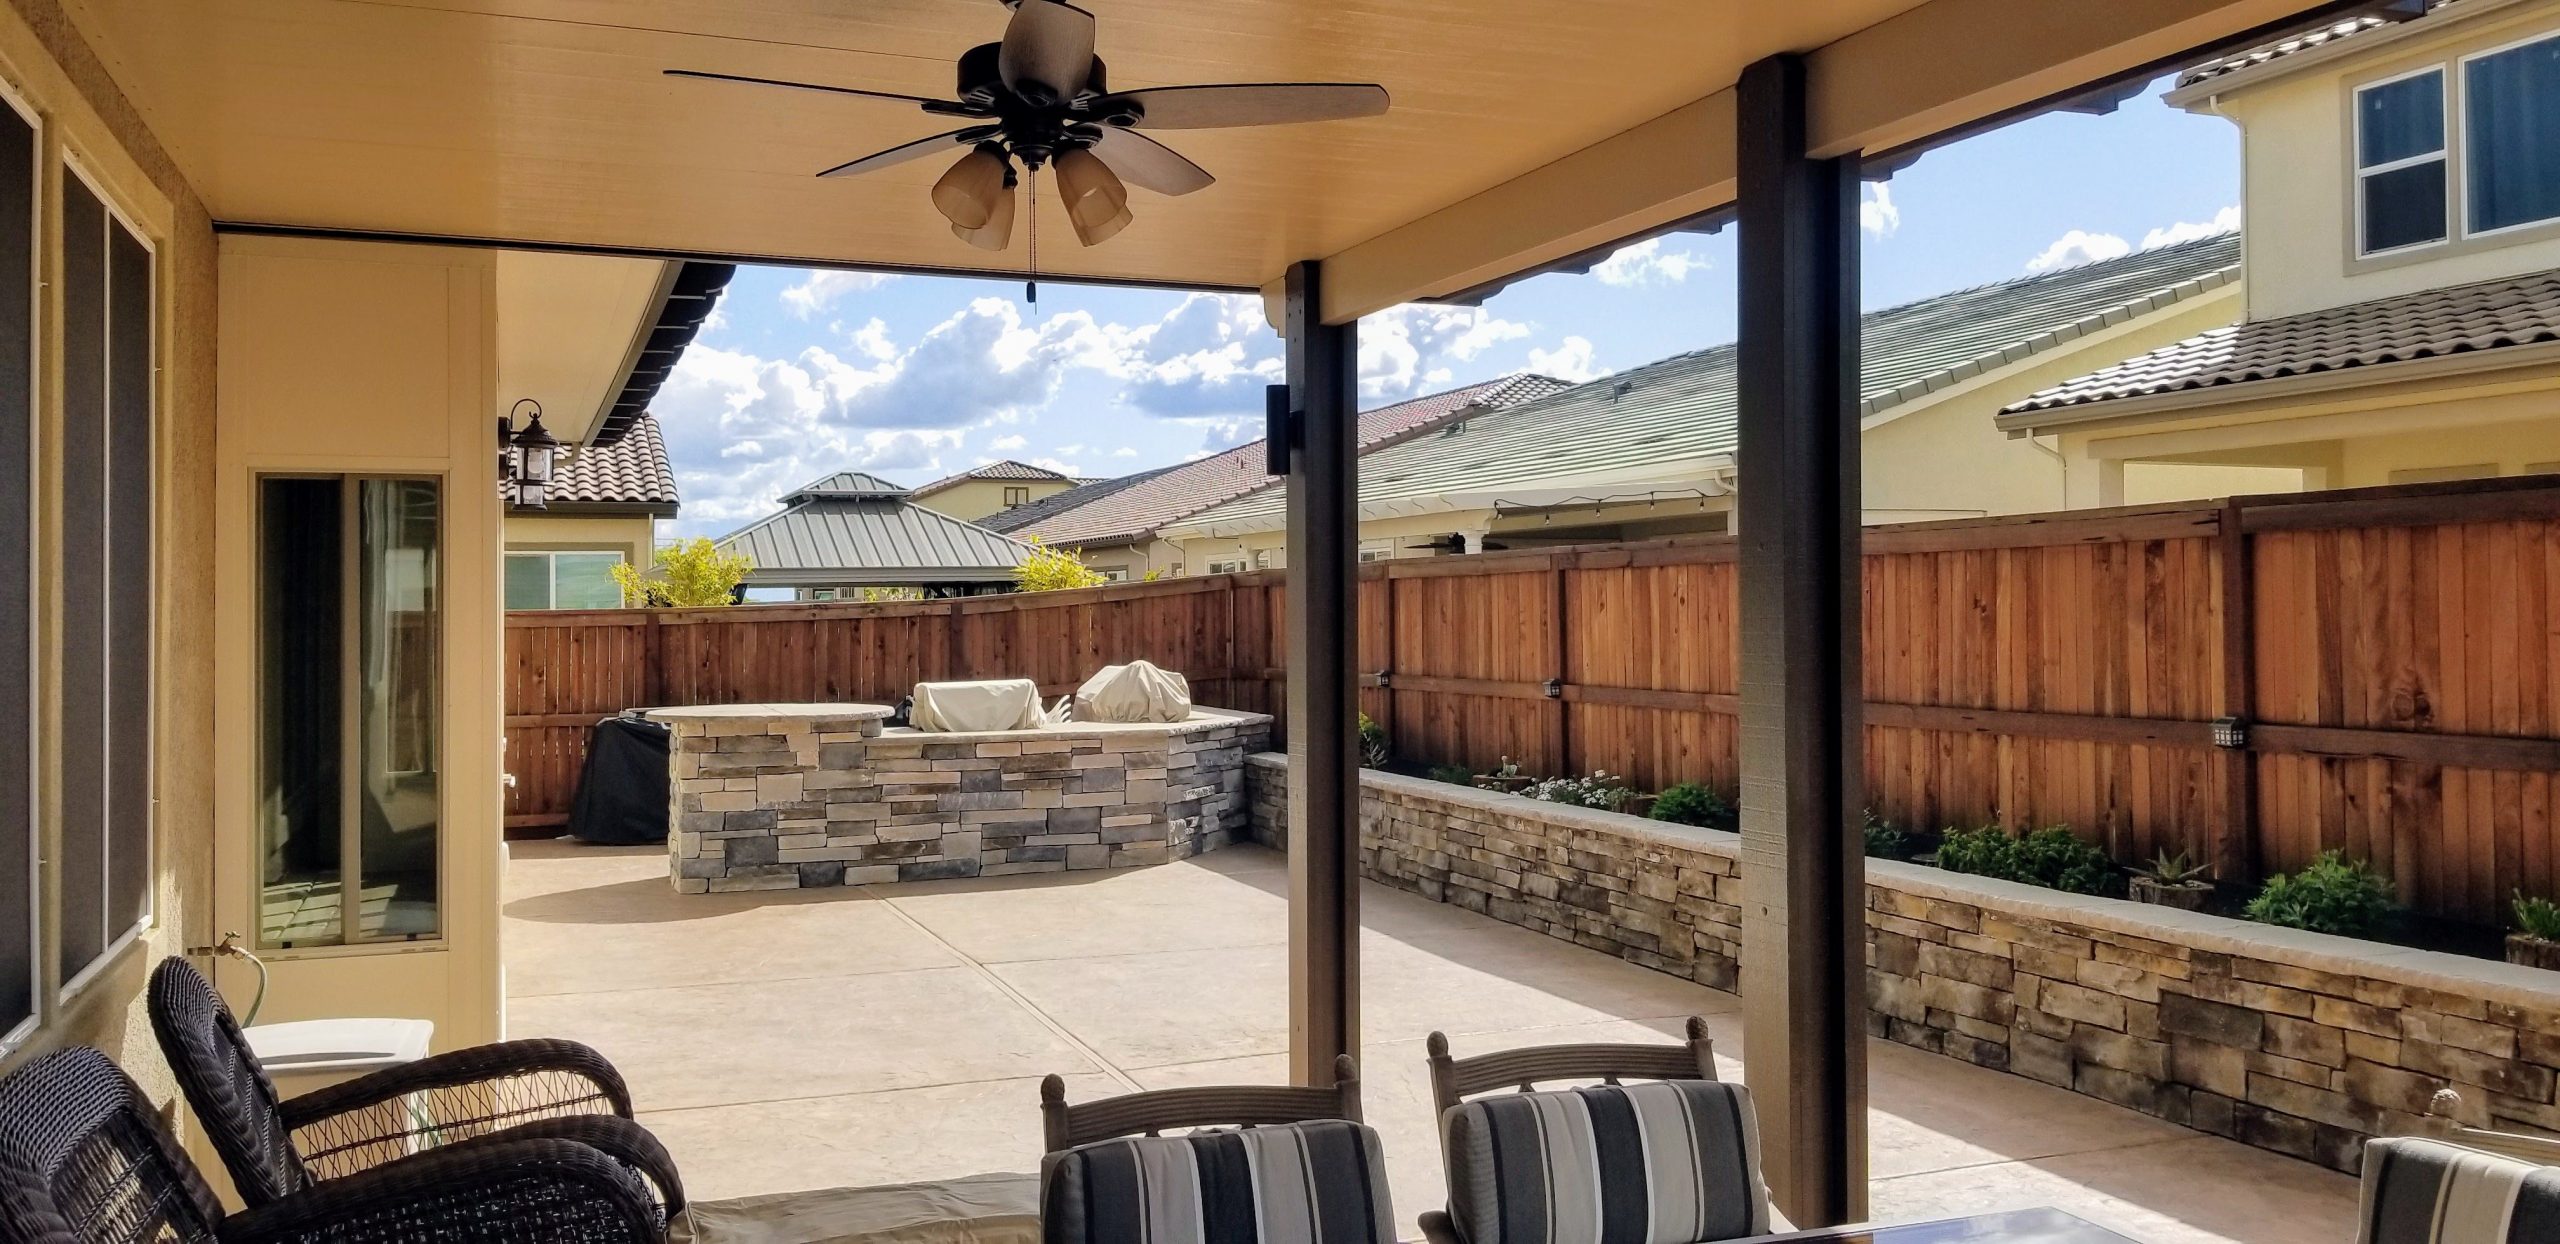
[908, 679, 1049, 732]
[1072, 661, 1192, 723]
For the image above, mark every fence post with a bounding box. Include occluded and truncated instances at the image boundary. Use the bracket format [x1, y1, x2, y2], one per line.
[2215, 499, 2260, 885]
[641, 611, 666, 708]
[1549, 558, 1571, 773]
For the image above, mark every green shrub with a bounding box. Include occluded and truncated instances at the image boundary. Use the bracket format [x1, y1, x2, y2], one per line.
[2511, 891, 2560, 941]
[1934, 824, 2117, 896]
[1427, 763, 1477, 786]
[1355, 713, 1390, 768]
[1863, 810, 1910, 861]
[1649, 782, 1735, 830]
[2244, 852, 2393, 936]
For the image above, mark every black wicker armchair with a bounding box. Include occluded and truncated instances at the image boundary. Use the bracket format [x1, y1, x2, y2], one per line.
[0, 1047, 664, 1244]
[146, 956, 683, 1217]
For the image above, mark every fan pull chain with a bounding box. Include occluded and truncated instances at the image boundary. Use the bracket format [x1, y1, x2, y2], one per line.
[1025, 173, 1039, 311]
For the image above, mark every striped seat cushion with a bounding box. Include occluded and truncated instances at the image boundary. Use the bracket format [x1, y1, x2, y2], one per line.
[1042, 1119, 1395, 1244]
[1441, 1080, 1769, 1244]
[2360, 1137, 2560, 1243]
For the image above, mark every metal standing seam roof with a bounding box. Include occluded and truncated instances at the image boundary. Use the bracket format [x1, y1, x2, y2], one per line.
[507, 413, 679, 514]
[1170, 232, 2244, 536]
[718, 471, 1033, 585]
[2001, 262, 2560, 420]
[1002, 373, 1570, 548]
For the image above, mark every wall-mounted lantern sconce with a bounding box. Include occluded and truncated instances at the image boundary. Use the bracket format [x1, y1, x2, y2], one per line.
[503, 398, 560, 510]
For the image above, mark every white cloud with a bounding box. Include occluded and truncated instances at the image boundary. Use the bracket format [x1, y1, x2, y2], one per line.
[1592, 239, 1706, 287]
[1526, 336, 1604, 383]
[1052, 443, 1087, 456]
[1026, 456, 1079, 476]
[780, 270, 898, 319]
[2141, 205, 2242, 249]
[1358, 304, 1532, 399]
[2025, 204, 2242, 274]
[1862, 183, 1901, 237]
[987, 434, 1028, 451]
[2024, 228, 2133, 273]
[1112, 446, 1137, 457]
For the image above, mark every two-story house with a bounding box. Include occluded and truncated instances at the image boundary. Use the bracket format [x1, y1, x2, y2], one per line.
[2004, 0, 2560, 500]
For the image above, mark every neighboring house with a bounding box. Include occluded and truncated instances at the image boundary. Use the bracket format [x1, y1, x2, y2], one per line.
[908, 459, 1090, 523]
[2004, 0, 2560, 500]
[718, 471, 1032, 599]
[992, 373, 1567, 579]
[502, 415, 679, 610]
[500, 258, 729, 607]
[1163, 236, 2259, 569]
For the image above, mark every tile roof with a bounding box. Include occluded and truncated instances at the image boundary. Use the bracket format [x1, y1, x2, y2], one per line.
[982, 464, 1181, 535]
[2002, 263, 2560, 419]
[912, 459, 1079, 495]
[1004, 373, 1569, 548]
[509, 414, 679, 513]
[1170, 233, 2243, 536]
[2175, 15, 2395, 87]
[719, 478, 1031, 586]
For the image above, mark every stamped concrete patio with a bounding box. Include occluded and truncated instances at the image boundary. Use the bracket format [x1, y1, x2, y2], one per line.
[502, 841, 2357, 1242]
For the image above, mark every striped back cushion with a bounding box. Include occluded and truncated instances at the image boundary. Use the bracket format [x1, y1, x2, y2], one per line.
[1441, 1080, 1768, 1244]
[2360, 1137, 2560, 1244]
[1042, 1119, 1395, 1244]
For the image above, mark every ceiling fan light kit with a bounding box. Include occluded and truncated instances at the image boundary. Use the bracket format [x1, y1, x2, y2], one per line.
[668, 0, 1389, 253]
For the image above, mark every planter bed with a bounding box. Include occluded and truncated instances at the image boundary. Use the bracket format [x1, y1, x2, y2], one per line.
[1244, 753, 2560, 1173]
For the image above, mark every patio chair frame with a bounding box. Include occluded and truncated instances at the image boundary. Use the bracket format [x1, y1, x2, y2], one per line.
[1039, 1053, 1364, 1152]
[146, 956, 685, 1216]
[2416, 1088, 2560, 1165]
[0, 1047, 665, 1244]
[1424, 1015, 1718, 1115]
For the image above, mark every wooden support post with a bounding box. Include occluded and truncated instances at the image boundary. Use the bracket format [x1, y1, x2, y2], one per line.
[1735, 52, 1867, 1228]
[1283, 260, 1361, 1085]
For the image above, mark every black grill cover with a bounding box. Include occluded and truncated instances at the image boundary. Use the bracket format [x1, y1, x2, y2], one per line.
[566, 715, 672, 845]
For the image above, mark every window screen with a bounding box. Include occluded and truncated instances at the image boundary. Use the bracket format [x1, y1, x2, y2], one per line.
[2466, 34, 2560, 234]
[2356, 70, 2448, 254]
[58, 171, 153, 989]
[0, 99, 33, 1037]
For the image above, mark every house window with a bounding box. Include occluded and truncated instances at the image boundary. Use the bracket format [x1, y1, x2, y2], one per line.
[2465, 33, 2560, 235]
[257, 476, 442, 949]
[1206, 558, 1246, 575]
[2355, 67, 2448, 255]
[58, 164, 154, 995]
[1003, 486, 1031, 507]
[1251, 549, 1273, 571]
[1098, 568, 1129, 582]
[808, 587, 839, 602]
[503, 550, 623, 610]
[1358, 541, 1394, 563]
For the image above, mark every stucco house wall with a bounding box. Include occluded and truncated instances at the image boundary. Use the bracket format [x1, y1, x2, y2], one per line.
[913, 476, 1077, 524]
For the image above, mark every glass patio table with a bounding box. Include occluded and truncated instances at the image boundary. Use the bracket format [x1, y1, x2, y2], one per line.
[1730, 1208, 2138, 1242]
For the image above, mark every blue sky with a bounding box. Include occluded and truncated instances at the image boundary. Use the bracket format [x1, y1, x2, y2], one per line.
[655, 77, 2241, 539]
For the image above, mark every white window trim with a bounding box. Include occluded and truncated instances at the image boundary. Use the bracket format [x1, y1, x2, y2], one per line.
[2457, 28, 2560, 241]
[2352, 64, 2450, 259]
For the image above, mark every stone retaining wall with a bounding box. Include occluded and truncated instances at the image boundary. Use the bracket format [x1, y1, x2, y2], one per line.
[653, 705, 1267, 892]
[1245, 753, 2560, 1172]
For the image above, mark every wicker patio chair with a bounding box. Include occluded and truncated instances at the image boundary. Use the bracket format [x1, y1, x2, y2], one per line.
[1421, 1017, 1771, 1244]
[0, 1047, 665, 1244]
[146, 956, 683, 1217]
[1038, 1056, 1394, 1244]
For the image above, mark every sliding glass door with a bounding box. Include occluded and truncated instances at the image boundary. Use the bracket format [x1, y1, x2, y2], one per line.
[257, 475, 441, 948]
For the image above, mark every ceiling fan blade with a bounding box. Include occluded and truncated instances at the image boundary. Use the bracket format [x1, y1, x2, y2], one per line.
[663, 69, 964, 112]
[1087, 127, 1214, 196]
[815, 128, 982, 178]
[998, 0, 1095, 106]
[1101, 83, 1389, 130]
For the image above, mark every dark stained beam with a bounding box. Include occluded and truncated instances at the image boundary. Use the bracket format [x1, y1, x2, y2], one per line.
[1282, 259, 1361, 1084]
[1735, 52, 1868, 1227]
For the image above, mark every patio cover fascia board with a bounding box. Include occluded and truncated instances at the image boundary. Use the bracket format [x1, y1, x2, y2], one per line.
[1271, 0, 2351, 325]
[1160, 466, 1740, 541]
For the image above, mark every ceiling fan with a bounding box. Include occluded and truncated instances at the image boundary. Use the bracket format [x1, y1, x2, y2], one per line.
[667, 0, 1390, 252]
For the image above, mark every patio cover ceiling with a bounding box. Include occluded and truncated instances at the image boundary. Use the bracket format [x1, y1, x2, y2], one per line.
[67, 0, 2339, 323]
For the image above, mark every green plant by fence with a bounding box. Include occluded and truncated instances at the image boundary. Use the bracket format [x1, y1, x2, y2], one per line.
[505, 476, 2560, 925]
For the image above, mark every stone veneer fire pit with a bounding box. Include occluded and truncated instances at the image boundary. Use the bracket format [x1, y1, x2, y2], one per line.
[647, 703, 1270, 893]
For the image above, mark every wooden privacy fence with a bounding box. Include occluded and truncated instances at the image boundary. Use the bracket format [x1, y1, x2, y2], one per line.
[505, 476, 2560, 925]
